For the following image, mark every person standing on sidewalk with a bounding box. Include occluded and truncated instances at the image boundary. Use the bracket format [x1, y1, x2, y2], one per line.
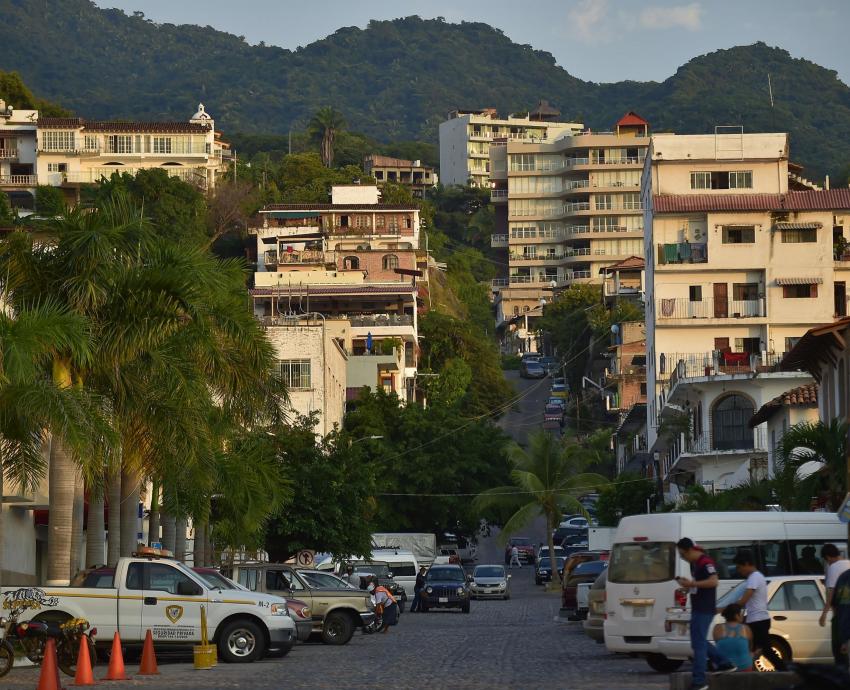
[819, 543, 850, 665]
[830, 566, 850, 670]
[676, 538, 734, 690]
[732, 550, 785, 670]
[410, 565, 427, 612]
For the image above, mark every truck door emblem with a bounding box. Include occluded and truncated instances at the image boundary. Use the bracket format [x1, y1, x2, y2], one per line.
[166, 605, 184, 623]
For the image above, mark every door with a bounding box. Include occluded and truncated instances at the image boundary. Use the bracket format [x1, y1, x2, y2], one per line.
[116, 561, 144, 642]
[141, 562, 207, 644]
[767, 580, 828, 662]
[835, 282, 846, 317]
[713, 283, 728, 318]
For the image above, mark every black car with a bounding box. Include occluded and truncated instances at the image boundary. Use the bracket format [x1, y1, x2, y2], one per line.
[420, 565, 470, 613]
[520, 361, 546, 379]
[535, 556, 567, 585]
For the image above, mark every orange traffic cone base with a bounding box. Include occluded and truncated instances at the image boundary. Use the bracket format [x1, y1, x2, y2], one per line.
[103, 632, 130, 681]
[138, 630, 159, 675]
[73, 634, 96, 686]
[36, 638, 65, 690]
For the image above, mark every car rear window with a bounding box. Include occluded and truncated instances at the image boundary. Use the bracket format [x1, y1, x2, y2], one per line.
[608, 542, 675, 584]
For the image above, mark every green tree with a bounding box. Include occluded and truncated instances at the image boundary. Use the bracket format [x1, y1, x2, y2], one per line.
[34, 186, 65, 216]
[307, 107, 346, 168]
[0, 192, 14, 225]
[596, 473, 655, 527]
[779, 419, 848, 510]
[475, 431, 608, 585]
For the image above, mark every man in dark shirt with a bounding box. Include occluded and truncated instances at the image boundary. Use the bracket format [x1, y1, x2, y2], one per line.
[832, 566, 850, 670]
[410, 565, 427, 613]
[676, 538, 734, 690]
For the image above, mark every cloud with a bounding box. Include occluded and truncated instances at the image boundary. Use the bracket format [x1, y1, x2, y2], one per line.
[639, 2, 703, 31]
[568, 0, 609, 42]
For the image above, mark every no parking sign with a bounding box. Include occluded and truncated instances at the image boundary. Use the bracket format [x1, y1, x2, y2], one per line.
[297, 550, 315, 567]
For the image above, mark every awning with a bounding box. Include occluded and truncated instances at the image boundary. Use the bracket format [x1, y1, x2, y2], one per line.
[772, 221, 822, 230]
[775, 277, 823, 285]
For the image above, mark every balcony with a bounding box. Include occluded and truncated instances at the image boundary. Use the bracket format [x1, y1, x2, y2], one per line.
[491, 278, 509, 289]
[349, 314, 413, 328]
[564, 271, 592, 282]
[563, 201, 591, 213]
[666, 427, 767, 480]
[658, 351, 785, 392]
[0, 174, 36, 187]
[657, 242, 708, 265]
[264, 250, 326, 268]
[656, 298, 765, 320]
[490, 234, 508, 248]
[0, 149, 18, 160]
[490, 189, 508, 202]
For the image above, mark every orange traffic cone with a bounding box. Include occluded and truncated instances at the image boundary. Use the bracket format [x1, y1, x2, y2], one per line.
[73, 635, 95, 686]
[138, 630, 159, 675]
[102, 632, 129, 681]
[36, 638, 64, 690]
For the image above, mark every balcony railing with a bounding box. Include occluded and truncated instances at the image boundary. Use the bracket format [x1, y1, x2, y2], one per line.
[0, 149, 18, 160]
[656, 298, 765, 320]
[563, 202, 591, 213]
[658, 351, 786, 390]
[490, 234, 508, 247]
[491, 278, 509, 288]
[657, 242, 708, 265]
[508, 274, 560, 285]
[264, 250, 326, 266]
[563, 271, 592, 283]
[490, 189, 508, 201]
[349, 314, 413, 328]
[0, 174, 36, 186]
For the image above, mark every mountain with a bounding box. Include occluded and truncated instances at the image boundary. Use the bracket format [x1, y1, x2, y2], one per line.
[1, 1, 849, 178]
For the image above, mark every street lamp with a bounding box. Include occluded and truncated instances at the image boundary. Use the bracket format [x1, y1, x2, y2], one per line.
[351, 435, 384, 445]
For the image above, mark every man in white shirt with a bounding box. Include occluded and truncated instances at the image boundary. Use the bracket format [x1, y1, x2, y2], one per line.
[820, 543, 850, 664]
[733, 550, 784, 670]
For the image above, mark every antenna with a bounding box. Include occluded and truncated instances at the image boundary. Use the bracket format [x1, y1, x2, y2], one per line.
[767, 73, 774, 108]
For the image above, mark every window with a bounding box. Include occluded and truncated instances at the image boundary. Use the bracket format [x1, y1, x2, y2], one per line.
[374, 170, 383, 180]
[279, 359, 311, 389]
[608, 542, 675, 584]
[152, 137, 172, 154]
[83, 135, 98, 152]
[105, 135, 133, 154]
[354, 215, 369, 228]
[712, 394, 755, 450]
[512, 306, 519, 315]
[511, 226, 537, 239]
[768, 581, 823, 611]
[734, 337, 761, 354]
[126, 563, 144, 590]
[390, 562, 417, 577]
[148, 563, 200, 595]
[783, 284, 818, 298]
[622, 193, 641, 210]
[375, 215, 385, 228]
[238, 568, 258, 591]
[689, 286, 702, 302]
[781, 227, 817, 243]
[42, 130, 75, 151]
[343, 256, 360, 270]
[640, 382, 647, 396]
[785, 336, 801, 352]
[690, 170, 753, 190]
[388, 216, 399, 231]
[510, 154, 535, 172]
[732, 283, 758, 301]
[595, 194, 613, 210]
[382, 254, 399, 270]
[723, 226, 755, 244]
[47, 163, 67, 173]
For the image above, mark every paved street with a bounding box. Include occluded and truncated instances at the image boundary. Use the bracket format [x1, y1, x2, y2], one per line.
[5, 573, 667, 690]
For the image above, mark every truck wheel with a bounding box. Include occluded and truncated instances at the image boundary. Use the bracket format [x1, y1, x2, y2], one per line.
[322, 612, 354, 645]
[645, 653, 684, 673]
[218, 619, 266, 663]
[0, 640, 14, 677]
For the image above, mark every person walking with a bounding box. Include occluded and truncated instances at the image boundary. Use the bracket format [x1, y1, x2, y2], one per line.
[410, 565, 427, 613]
[676, 537, 734, 690]
[509, 545, 521, 569]
[830, 566, 850, 671]
[713, 604, 753, 672]
[819, 543, 850, 665]
[368, 578, 399, 633]
[732, 550, 784, 670]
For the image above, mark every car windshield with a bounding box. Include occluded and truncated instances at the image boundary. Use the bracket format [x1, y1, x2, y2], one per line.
[511, 538, 531, 546]
[574, 561, 605, 575]
[474, 566, 505, 578]
[301, 572, 351, 589]
[351, 563, 391, 578]
[539, 557, 566, 569]
[195, 571, 238, 590]
[717, 580, 749, 608]
[608, 542, 675, 584]
[427, 568, 464, 582]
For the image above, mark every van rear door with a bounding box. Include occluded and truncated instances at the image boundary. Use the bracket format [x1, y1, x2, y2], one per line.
[607, 541, 677, 636]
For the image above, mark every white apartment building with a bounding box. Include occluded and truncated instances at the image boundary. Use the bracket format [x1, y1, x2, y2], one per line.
[0, 100, 38, 208]
[491, 113, 649, 353]
[643, 129, 850, 495]
[439, 103, 583, 188]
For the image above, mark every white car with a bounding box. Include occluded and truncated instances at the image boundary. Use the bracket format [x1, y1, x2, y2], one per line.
[559, 516, 589, 530]
[665, 575, 832, 671]
[538, 545, 567, 561]
[469, 565, 511, 600]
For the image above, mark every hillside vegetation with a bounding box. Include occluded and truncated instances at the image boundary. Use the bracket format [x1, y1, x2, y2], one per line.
[0, 3, 848, 177]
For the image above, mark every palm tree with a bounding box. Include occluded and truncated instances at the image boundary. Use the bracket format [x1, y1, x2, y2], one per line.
[475, 431, 608, 586]
[307, 107, 346, 167]
[779, 419, 848, 510]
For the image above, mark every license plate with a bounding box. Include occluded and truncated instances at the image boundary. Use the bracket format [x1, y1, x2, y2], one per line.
[633, 606, 647, 617]
[439, 597, 448, 603]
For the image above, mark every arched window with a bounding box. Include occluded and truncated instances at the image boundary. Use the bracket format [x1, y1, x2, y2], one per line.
[712, 394, 755, 450]
[343, 256, 360, 270]
[382, 254, 399, 270]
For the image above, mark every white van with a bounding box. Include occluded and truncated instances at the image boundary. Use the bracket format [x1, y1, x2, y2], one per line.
[603, 511, 846, 673]
[315, 549, 421, 597]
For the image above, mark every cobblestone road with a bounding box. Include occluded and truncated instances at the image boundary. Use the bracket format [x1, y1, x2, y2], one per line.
[5, 573, 667, 690]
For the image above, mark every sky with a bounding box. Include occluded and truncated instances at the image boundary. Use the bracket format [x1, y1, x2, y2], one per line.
[93, 0, 850, 84]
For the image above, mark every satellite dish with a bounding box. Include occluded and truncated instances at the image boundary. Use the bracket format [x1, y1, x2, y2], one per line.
[611, 324, 620, 334]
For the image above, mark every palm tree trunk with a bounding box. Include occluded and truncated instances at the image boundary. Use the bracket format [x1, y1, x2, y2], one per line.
[193, 519, 205, 566]
[204, 526, 213, 567]
[119, 465, 140, 557]
[106, 467, 121, 566]
[46, 434, 76, 584]
[161, 512, 176, 554]
[546, 512, 560, 588]
[69, 473, 85, 577]
[85, 488, 105, 568]
[174, 517, 187, 563]
[148, 480, 160, 547]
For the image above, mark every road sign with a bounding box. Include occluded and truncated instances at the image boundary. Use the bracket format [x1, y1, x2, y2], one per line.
[296, 550, 315, 567]
[838, 493, 850, 523]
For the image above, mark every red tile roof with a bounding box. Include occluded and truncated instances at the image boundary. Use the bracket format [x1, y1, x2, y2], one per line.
[600, 255, 645, 273]
[616, 111, 649, 127]
[654, 189, 850, 213]
[38, 117, 211, 133]
[261, 204, 419, 211]
[749, 383, 818, 427]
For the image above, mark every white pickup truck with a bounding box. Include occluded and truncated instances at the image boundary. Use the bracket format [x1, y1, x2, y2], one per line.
[1, 554, 296, 663]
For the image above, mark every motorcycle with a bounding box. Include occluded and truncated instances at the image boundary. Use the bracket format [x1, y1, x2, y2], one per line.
[0, 604, 97, 677]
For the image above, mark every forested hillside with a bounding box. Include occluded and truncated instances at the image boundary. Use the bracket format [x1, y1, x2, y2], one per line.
[1, 1, 849, 177]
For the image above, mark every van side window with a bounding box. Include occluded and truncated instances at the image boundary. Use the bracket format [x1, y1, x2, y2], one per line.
[126, 563, 144, 590]
[756, 541, 791, 576]
[790, 541, 829, 575]
[238, 569, 258, 591]
[391, 562, 416, 577]
[700, 542, 753, 579]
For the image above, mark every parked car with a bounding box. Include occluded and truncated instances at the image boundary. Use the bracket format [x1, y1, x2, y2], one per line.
[582, 570, 607, 643]
[560, 515, 590, 530]
[469, 565, 511, 600]
[662, 575, 834, 671]
[537, 545, 566, 561]
[561, 550, 608, 597]
[537, 356, 558, 375]
[547, 396, 566, 409]
[520, 360, 546, 379]
[535, 557, 567, 585]
[344, 561, 408, 612]
[560, 543, 591, 558]
[420, 565, 470, 613]
[505, 537, 536, 565]
[543, 404, 565, 429]
[318, 549, 421, 598]
[562, 560, 608, 620]
[434, 548, 462, 565]
[553, 528, 587, 546]
[226, 563, 375, 645]
[297, 569, 356, 589]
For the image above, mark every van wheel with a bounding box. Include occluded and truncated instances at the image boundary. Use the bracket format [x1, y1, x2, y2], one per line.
[322, 612, 354, 645]
[218, 619, 266, 663]
[754, 637, 791, 672]
[645, 653, 684, 673]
